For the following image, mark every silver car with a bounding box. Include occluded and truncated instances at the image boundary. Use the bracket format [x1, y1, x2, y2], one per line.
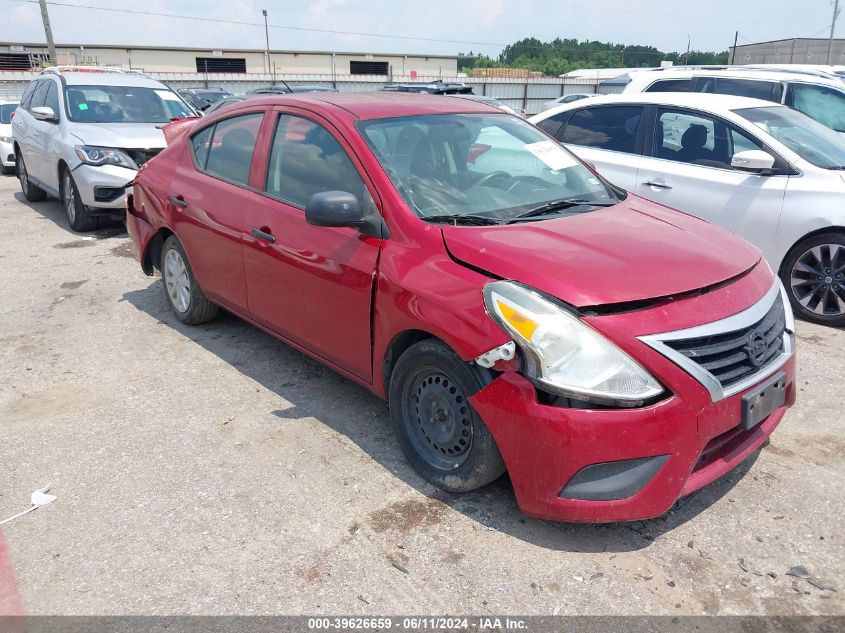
[11, 68, 194, 231]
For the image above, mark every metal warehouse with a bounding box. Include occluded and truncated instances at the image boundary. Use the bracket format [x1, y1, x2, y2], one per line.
[730, 37, 845, 65]
[1, 42, 459, 77]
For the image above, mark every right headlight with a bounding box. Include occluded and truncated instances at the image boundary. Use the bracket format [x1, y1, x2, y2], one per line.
[483, 281, 664, 407]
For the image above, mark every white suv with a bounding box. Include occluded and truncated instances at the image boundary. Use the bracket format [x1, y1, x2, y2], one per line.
[11, 67, 194, 231]
[623, 66, 845, 137]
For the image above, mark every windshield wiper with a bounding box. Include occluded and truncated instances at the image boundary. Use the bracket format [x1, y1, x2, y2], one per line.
[419, 214, 504, 226]
[508, 198, 617, 223]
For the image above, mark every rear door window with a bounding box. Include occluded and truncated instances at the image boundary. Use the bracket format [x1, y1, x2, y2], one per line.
[192, 113, 264, 186]
[19, 81, 38, 110]
[560, 106, 644, 154]
[786, 83, 845, 133]
[711, 78, 783, 103]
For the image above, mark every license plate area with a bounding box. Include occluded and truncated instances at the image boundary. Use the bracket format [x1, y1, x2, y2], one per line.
[741, 372, 787, 430]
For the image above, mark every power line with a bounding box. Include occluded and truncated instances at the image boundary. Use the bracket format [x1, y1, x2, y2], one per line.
[8, 0, 731, 56]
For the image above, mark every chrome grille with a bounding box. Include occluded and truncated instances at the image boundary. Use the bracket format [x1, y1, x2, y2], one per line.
[663, 294, 785, 389]
[638, 282, 794, 402]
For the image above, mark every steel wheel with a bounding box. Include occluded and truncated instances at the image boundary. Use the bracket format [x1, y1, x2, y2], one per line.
[63, 170, 76, 224]
[163, 248, 191, 314]
[403, 369, 473, 471]
[789, 243, 845, 317]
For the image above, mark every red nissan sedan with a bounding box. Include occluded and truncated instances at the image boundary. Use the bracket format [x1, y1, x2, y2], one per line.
[126, 93, 796, 523]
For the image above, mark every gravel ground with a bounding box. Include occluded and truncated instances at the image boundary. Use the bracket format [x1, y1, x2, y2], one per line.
[0, 173, 842, 616]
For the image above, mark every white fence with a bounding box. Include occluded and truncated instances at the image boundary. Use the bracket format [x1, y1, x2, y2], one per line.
[0, 72, 624, 115]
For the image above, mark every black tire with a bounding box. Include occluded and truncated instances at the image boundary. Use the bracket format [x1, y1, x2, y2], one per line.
[780, 232, 845, 328]
[160, 235, 219, 325]
[0, 162, 14, 176]
[60, 167, 98, 232]
[16, 153, 47, 202]
[388, 339, 506, 492]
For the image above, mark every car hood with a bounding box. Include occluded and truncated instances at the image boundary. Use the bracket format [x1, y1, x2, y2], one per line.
[68, 122, 166, 149]
[0, 123, 10, 136]
[440, 195, 761, 308]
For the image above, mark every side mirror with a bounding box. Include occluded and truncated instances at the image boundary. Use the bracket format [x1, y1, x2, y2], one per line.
[731, 150, 775, 174]
[305, 191, 386, 238]
[31, 106, 57, 122]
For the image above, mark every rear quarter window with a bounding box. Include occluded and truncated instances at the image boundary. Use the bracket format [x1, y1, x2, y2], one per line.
[645, 79, 692, 93]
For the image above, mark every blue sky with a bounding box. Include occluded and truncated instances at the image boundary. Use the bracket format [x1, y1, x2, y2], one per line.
[2, 0, 839, 57]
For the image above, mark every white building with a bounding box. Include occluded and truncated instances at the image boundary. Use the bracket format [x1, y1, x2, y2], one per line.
[1, 42, 459, 78]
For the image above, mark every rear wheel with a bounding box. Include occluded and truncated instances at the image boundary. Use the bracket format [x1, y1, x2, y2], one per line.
[61, 167, 98, 232]
[16, 153, 46, 202]
[388, 339, 506, 492]
[160, 235, 218, 325]
[0, 162, 14, 176]
[781, 232, 845, 327]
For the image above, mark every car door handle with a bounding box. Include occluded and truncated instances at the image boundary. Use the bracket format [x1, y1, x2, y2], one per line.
[251, 227, 276, 244]
[642, 180, 672, 190]
[169, 196, 188, 208]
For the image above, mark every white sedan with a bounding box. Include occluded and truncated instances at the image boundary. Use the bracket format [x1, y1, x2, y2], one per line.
[530, 93, 845, 326]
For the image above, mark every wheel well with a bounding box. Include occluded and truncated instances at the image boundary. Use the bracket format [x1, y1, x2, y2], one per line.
[382, 329, 435, 394]
[143, 228, 174, 275]
[778, 226, 845, 276]
[57, 160, 69, 190]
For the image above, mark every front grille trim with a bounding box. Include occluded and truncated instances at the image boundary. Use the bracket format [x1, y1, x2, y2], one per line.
[638, 281, 795, 402]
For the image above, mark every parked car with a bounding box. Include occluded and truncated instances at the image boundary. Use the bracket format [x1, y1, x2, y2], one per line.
[0, 101, 18, 175]
[247, 84, 338, 95]
[203, 95, 253, 116]
[382, 80, 473, 94]
[12, 67, 195, 231]
[446, 94, 524, 116]
[530, 92, 845, 326]
[623, 66, 845, 135]
[542, 93, 597, 111]
[177, 88, 233, 112]
[126, 92, 796, 523]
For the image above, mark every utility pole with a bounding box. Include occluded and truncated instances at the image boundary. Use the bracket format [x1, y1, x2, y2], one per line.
[684, 35, 691, 65]
[37, 0, 57, 66]
[262, 9, 274, 83]
[828, 0, 841, 65]
[730, 31, 738, 64]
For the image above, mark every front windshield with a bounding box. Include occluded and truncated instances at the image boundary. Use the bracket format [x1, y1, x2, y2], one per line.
[357, 113, 620, 222]
[64, 85, 194, 123]
[0, 104, 16, 124]
[735, 106, 845, 169]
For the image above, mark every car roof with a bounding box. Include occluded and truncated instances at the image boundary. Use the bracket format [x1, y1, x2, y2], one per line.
[51, 72, 170, 88]
[627, 66, 844, 86]
[226, 91, 502, 120]
[532, 91, 782, 120]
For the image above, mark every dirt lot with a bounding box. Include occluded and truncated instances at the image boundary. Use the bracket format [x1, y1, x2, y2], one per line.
[0, 173, 843, 616]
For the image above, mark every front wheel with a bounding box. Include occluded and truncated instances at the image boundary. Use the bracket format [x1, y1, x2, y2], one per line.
[388, 339, 506, 492]
[61, 167, 97, 232]
[781, 232, 845, 328]
[160, 235, 219, 325]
